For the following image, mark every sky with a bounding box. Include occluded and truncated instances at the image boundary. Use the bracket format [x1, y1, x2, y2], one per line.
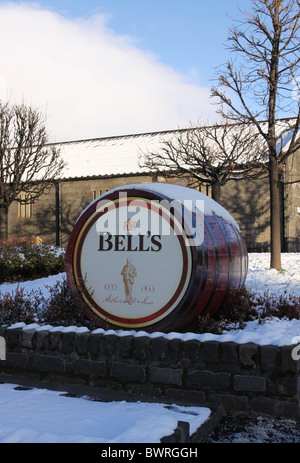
[0, 0, 253, 142]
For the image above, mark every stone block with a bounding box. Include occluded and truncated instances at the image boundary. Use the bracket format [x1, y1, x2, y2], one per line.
[220, 342, 238, 364]
[239, 343, 258, 367]
[166, 387, 206, 404]
[48, 330, 62, 351]
[71, 359, 106, 377]
[88, 333, 103, 359]
[32, 354, 66, 373]
[183, 340, 200, 362]
[250, 396, 278, 416]
[201, 341, 219, 364]
[22, 329, 36, 349]
[149, 367, 183, 386]
[102, 334, 119, 356]
[6, 352, 28, 369]
[149, 337, 168, 361]
[167, 339, 182, 363]
[249, 396, 299, 418]
[74, 331, 90, 356]
[209, 393, 249, 413]
[133, 336, 149, 360]
[161, 420, 190, 443]
[36, 330, 49, 352]
[260, 345, 278, 372]
[6, 327, 22, 348]
[118, 335, 134, 358]
[60, 332, 75, 355]
[277, 376, 299, 396]
[187, 370, 230, 389]
[234, 374, 266, 392]
[110, 361, 146, 382]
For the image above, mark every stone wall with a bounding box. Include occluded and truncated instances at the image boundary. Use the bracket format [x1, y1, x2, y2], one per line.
[8, 183, 57, 244]
[285, 149, 300, 252]
[220, 177, 271, 252]
[1, 324, 299, 419]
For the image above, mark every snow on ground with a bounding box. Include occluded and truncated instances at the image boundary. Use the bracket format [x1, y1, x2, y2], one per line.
[246, 253, 300, 297]
[0, 383, 210, 443]
[0, 272, 66, 300]
[0, 252, 299, 443]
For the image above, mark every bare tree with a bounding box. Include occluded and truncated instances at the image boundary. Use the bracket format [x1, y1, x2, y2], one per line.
[140, 120, 268, 203]
[211, 0, 300, 269]
[0, 102, 65, 240]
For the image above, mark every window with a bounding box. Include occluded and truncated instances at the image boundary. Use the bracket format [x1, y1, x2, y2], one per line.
[199, 184, 212, 198]
[92, 190, 102, 200]
[18, 194, 32, 218]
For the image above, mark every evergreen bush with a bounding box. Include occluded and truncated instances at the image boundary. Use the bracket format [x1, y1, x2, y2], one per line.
[0, 238, 65, 283]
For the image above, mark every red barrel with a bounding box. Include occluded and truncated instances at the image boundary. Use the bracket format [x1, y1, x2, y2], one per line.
[66, 184, 248, 332]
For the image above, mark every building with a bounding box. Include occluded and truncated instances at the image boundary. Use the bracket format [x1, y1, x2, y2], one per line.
[6, 125, 300, 252]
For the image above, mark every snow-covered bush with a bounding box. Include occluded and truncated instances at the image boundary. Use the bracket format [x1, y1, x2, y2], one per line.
[39, 278, 90, 327]
[195, 286, 300, 334]
[0, 277, 91, 328]
[0, 238, 65, 283]
[0, 278, 299, 331]
[0, 285, 39, 325]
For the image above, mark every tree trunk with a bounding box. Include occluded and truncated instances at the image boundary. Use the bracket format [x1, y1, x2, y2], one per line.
[212, 183, 221, 204]
[0, 207, 9, 241]
[269, 156, 282, 270]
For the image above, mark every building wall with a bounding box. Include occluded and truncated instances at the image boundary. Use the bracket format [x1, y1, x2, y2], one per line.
[285, 149, 300, 252]
[220, 176, 271, 252]
[8, 184, 57, 244]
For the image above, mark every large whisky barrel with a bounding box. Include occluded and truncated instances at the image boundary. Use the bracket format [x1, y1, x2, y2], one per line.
[66, 184, 248, 333]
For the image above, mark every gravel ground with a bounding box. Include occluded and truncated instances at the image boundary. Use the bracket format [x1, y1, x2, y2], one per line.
[207, 414, 300, 443]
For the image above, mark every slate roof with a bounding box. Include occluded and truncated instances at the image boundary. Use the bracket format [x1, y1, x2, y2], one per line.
[52, 130, 179, 180]
[51, 119, 298, 181]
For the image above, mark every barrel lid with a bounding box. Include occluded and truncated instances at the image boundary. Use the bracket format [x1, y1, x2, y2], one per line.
[66, 185, 197, 330]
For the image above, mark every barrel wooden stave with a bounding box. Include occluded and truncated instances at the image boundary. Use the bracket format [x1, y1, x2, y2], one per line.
[66, 184, 248, 332]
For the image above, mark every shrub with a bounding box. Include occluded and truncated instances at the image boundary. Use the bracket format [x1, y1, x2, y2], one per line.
[195, 285, 260, 334]
[39, 279, 89, 327]
[0, 277, 96, 329]
[257, 291, 300, 321]
[217, 285, 259, 325]
[0, 274, 299, 332]
[0, 286, 42, 325]
[0, 239, 65, 283]
[195, 285, 300, 334]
